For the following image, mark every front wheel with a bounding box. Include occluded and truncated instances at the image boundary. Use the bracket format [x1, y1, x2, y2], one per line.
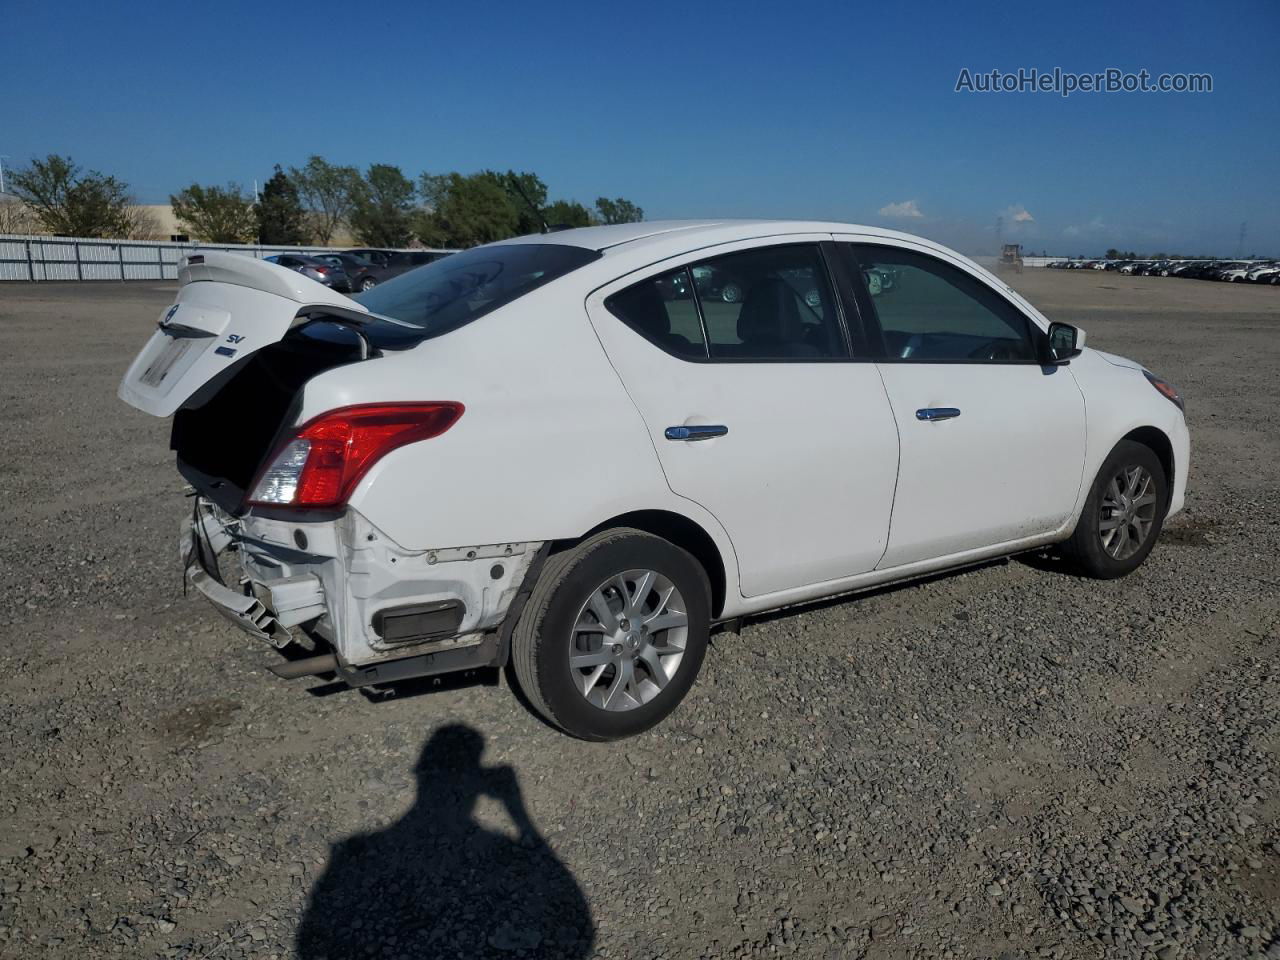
[1061, 440, 1168, 578]
[511, 529, 711, 740]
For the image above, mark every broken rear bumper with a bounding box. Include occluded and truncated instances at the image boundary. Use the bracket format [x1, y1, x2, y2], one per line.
[184, 509, 324, 648]
[182, 499, 542, 684]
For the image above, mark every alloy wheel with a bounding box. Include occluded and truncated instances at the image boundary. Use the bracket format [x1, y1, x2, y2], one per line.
[568, 569, 688, 711]
[1099, 465, 1158, 560]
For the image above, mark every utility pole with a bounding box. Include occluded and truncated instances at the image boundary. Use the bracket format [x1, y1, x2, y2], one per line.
[1236, 221, 1247, 259]
[0, 156, 10, 194]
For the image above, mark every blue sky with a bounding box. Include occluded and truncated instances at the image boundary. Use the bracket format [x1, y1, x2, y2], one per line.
[3, 0, 1277, 255]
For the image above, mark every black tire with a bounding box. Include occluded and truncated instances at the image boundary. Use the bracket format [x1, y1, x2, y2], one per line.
[1062, 439, 1168, 579]
[360, 276, 378, 292]
[511, 528, 711, 741]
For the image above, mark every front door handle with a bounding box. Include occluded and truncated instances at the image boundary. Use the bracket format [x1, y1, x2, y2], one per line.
[665, 424, 728, 441]
[916, 407, 961, 422]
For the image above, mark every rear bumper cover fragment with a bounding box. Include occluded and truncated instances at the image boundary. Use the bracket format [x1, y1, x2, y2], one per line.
[183, 512, 298, 648]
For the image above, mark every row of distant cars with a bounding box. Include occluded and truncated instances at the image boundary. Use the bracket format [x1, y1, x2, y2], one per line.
[263, 248, 451, 293]
[1046, 258, 1280, 284]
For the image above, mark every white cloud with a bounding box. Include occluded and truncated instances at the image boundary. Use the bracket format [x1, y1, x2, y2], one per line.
[1002, 204, 1035, 223]
[879, 200, 924, 219]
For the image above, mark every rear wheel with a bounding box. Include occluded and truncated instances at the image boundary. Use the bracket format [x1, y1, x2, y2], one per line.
[511, 529, 710, 740]
[1062, 440, 1168, 578]
[360, 276, 378, 292]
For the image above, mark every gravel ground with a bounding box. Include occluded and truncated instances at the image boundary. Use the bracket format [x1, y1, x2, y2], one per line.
[0, 271, 1276, 960]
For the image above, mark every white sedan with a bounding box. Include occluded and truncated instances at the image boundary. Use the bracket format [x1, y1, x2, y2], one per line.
[120, 221, 1189, 740]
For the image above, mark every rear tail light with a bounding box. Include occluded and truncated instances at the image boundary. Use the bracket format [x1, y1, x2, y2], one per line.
[312, 265, 329, 275]
[247, 402, 464, 509]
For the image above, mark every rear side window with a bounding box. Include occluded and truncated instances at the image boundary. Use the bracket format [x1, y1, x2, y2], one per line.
[605, 243, 848, 362]
[605, 267, 708, 359]
[353, 243, 601, 341]
[848, 244, 1038, 363]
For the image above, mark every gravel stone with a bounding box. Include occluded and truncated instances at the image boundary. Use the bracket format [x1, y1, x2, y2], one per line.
[1, 274, 1277, 960]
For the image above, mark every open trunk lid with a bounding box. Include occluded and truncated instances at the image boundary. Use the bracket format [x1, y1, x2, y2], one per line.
[119, 252, 371, 417]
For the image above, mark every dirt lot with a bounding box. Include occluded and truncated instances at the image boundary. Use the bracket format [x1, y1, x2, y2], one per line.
[0, 270, 1277, 960]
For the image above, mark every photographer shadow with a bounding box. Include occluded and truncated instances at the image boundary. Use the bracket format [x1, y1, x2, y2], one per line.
[296, 724, 594, 959]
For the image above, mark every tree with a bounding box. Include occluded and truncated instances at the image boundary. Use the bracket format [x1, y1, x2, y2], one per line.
[595, 197, 644, 224]
[1105, 248, 1119, 259]
[0, 195, 40, 234]
[170, 183, 258, 243]
[543, 199, 593, 229]
[121, 206, 163, 240]
[416, 172, 519, 248]
[9, 154, 136, 237]
[256, 165, 307, 244]
[499, 171, 549, 235]
[350, 164, 416, 247]
[289, 156, 362, 245]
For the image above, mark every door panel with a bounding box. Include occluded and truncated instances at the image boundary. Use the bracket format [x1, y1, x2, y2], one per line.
[585, 238, 900, 597]
[835, 238, 1087, 567]
[874, 363, 1085, 567]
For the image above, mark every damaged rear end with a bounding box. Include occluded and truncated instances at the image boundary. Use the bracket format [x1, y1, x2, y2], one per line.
[122, 252, 542, 686]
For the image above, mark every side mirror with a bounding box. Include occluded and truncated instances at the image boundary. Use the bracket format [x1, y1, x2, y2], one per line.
[1046, 322, 1085, 363]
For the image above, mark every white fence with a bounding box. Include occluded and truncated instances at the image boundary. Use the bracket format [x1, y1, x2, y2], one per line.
[0, 234, 451, 282]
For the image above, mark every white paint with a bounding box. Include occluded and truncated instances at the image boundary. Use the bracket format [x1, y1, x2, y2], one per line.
[121, 222, 1191, 664]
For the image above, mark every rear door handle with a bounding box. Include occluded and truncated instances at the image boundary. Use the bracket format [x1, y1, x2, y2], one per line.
[915, 407, 961, 422]
[665, 424, 728, 441]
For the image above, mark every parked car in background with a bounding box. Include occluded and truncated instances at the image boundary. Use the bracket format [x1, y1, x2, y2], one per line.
[119, 221, 1190, 740]
[344, 248, 399, 268]
[263, 255, 352, 292]
[384, 250, 451, 279]
[1216, 263, 1260, 282]
[345, 249, 453, 285]
[311, 253, 391, 293]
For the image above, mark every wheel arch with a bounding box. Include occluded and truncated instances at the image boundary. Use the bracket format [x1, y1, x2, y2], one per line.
[1121, 425, 1175, 492]
[568, 510, 730, 619]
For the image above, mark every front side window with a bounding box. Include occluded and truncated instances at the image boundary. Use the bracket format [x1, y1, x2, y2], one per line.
[849, 244, 1038, 362]
[605, 243, 848, 362]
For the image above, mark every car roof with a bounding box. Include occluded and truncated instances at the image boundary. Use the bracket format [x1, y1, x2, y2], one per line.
[488, 218, 1053, 332]
[488, 219, 967, 257]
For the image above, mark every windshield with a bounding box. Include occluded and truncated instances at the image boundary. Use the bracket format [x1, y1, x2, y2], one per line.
[352, 243, 600, 342]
